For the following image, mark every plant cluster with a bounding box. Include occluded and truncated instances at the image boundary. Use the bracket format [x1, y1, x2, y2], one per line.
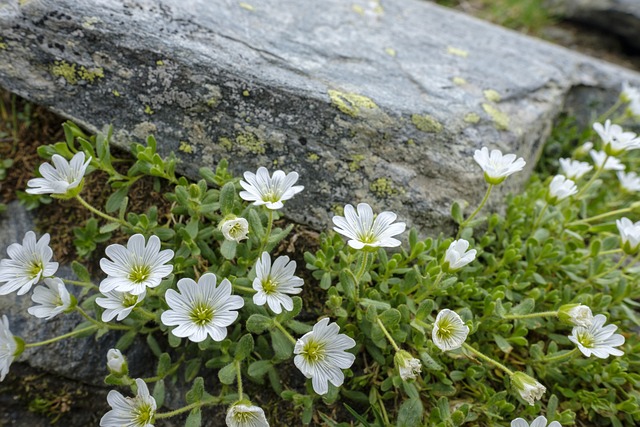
[0, 86, 640, 427]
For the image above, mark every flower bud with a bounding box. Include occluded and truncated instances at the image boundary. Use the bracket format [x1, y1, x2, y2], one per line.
[558, 303, 593, 328]
[106, 348, 128, 376]
[219, 215, 249, 243]
[394, 350, 422, 381]
[510, 372, 545, 406]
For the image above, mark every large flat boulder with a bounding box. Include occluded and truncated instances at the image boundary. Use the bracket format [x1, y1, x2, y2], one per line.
[1, 0, 639, 232]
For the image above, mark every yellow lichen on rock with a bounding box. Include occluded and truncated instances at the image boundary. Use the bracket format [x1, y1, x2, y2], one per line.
[51, 61, 104, 85]
[464, 113, 480, 124]
[179, 141, 194, 154]
[483, 89, 501, 102]
[452, 77, 466, 85]
[411, 114, 443, 133]
[236, 132, 266, 154]
[482, 103, 509, 130]
[328, 90, 378, 118]
[447, 46, 468, 58]
[370, 177, 404, 198]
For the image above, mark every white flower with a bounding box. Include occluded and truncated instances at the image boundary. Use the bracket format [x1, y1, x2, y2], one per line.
[96, 290, 146, 322]
[622, 82, 640, 117]
[593, 120, 640, 156]
[0, 231, 58, 296]
[332, 203, 406, 250]
[26, 152, 91, 197]
[511, 416, 561, 427]
[100, 378, 156, 427]
[219, 216, 249, 243]
[557, 303, 593, 328]
[226, 403, 270, 427]
[107, 349, 127, 376]
[617, 171, 640, 193]
[239, 167, 304, 210]
[547, 175, 577, 204]
[253, 252, 303, 314]
[443, 239, 476, 272]
[473, 147, 526, 185]
[558, 158, 592, 180]
[568, 314, 625, 358]
[294, 317, 356, 395]
[99, 234, 174, 296]
[589, 150, 625, 171]
[161, 273, 244, 343]
[432, 309, 469, 351]
[27, 277, 73, 319]
[510, 372, 546, 406]
[616, 217, 640, 255]
[0, 315, 19, 382]
[575, 141, 593, 157]
[394, 350, 422, 381]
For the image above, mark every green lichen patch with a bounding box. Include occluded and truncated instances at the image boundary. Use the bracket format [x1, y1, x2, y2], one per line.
[452, 77, 467, 85]
[242, 90, 250, 97]
[78, 66, 104, 83]
[447, 46, 468, 57]
[179, 141, 194, 154]
[483, 89, 502, 102]
[349, 154, 365, 172]
[406, 139, 415, 145]
[50, 61, 104, 85]
[144, 105, 154, 115]
[464, 113, 480, 124]
[328, 90, 378, 118]
[236, 132, 266, 155]
[307, 153, 319, 162]
[239, 2, 255, 11]
[384, 47, 396, 57]
[370, 177, 404, 198]
[112, 90, 121, 97]
[411, 114, 443, 133]
[332, 204, 345, 216]
[218, 137, 233, 151]
[0, 37, 6, 50]
[482, 103, 509, 130]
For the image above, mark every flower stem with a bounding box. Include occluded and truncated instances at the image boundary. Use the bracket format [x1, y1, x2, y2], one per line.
[257, 209, 274, 254]
[25, 325, 99, 348]
[575, 161, 606, 200]
[532, 202, 549, 230]
[76, 306, 131, 330]
[503, 311, 558, 320]
[354, 251, 370, 283]
[459, 184, 493, 235]
[462, 342, 514, 376]
[154, 397, 221, 419]
[62, 278, 99, 290]
[588, 255, 628, 283]
[597, 98, 623, 123]
[75, 195, 128, 226]
[568, 206, 631, 226]
[375, 317, 400, 352]
[134, 306, 158, 321]
[232, 284, 256, 294]
[235, 360, 243, 401]
[143, 355, 185, 383]
[539, 347, 579, 363]
[273, 320, 297, 345]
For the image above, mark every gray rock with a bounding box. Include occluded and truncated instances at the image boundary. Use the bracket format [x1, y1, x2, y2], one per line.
[0, 0, 640, 234]
[548, 0, 640, 50]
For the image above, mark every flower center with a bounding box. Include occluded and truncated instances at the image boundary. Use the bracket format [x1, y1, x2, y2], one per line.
[435, 320, 455, 341]
[234, 411, 258, 422]
[302, 340, 326, 362]
[27, 259, 44, 280]
[128, 265, 151, 284]
[577, 331, 595, 348]
[229, 223, 244, 237]
[261, 279, 278, 295]
[133, 402, 154, 426]
[262, 189, 281, 203]
[189, 302, 214, 326]
[357, 231, 376, 244]
[122, 293, 138, 308]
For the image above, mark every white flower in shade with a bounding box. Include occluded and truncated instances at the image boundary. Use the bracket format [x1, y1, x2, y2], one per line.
[0, 315, 19, 382]
[26, 152, 91, 197]
[616, 217, 640, 255]
[558, 158, 592, 180]
[557, 303, 593, 328]
[443, 239, 476, 272]
[575, 141, 593, 157]
[27, 277, 73, 319]
[547, 175, 577, 204]
[510, 372, 546, 406]
[161, 273, 244, 343]
[100, 378, 156, 427]
[0, 231, 58, 296]
[622, 82, 640, 117]
[593, 120, 640, 156]
[432, 309, 469, 351]
[294, 318, 356, 395]
[106, 349, 127, 376]
[96, 290, 146, 322]
[511, 416, 561, 427]
[589, 150, 625, 171]
[617, 171, 640, 192]
[394, 350, 422, 381]
[473, 147, 526, 185]
[226, 403, 270, 427]
[568, 314, 625, 358]
[239, 167, 304, 210]
[219, 216, 249, 243]
[332, 203, 406, 250]
[99, 234, 174, 296]
[253, 252, 303, 314]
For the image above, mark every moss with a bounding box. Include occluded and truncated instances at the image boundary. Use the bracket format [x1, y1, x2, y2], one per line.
[447, 46, 468, 57]
[239, 2, 255, 11]
[112, 90, 121, 97]
[464, 113, 481, 124]
[307, 153, 319, 162]
[407, 139, 415, 145]
[483, 89, 501, 102]
[370, 177, 404, 198]
[452, 77, 466, 85]
[179, 141, 194, 154]
[51, 61, 104, 85]
[77, 66, 104, 83]
[218, 137, 233, 151]
[328, 90, 378, 118]
[242, 90, 250, 97]
[144, 105, 154, 115]
[333, 204, 345, 216]
[411, 114, 443, 133]
[156, 60, 165, 66]
[349, 154, 365, 172]
[236, 132, 266, 154]
[384, 47, 396, 57]
[482, 103, 509, 130]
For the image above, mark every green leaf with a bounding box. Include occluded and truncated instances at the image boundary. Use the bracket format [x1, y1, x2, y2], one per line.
[220, 239, 237, 260]
[184, 358, 202, 382]
[270, 328, 294, 360]
[511, 298, 535, 315]
[156, 353, 171, 377]
[218, 363, 237, 385]
[106, 187, 129, 213]
[146, 334, 163, 358]
[378, 308, 401, 328]
[246, 314, 272, 334]
[153, 380, 165, 408]
[248, 360, 272, 379]
[339, 269, 357, 300]
[99, 222, 121, 234]
[493, 334, 513, 354]
[186, 377, 204, 404]
[185, 408, 202, 427]
[115, 330, 137, 351]
[451, 201, 463, 224]
[247, 209, 265, 239]
[220, 182, 236, 216]
[397, 398, 423, 427]
[235, 334, 255, 361]
[71, 261, 91, 282]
